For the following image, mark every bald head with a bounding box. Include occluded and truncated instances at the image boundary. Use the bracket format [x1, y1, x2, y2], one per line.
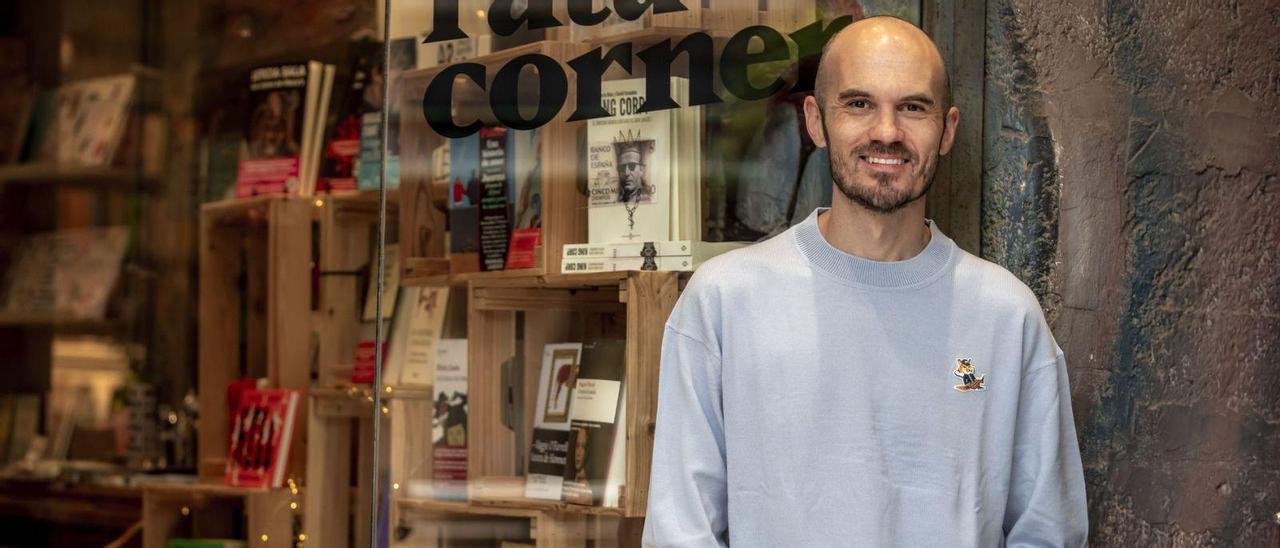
[815, 16, 951, 109]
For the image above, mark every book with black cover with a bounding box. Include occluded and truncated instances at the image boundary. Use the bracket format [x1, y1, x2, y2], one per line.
[478, 126, 512, 271]
[561, 339, 627, 506]
[320, 40, 381, 193]
[235, 61, 333, 197]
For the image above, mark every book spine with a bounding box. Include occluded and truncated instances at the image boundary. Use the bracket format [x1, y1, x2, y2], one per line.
[560, 256, 694, 273]
[562, 240, 694, 259]
[478, 127, 512, 271]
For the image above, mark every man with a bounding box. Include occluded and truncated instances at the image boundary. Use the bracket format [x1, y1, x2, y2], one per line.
[615, 140, 652, 202]
[642, 16, 1088, 547]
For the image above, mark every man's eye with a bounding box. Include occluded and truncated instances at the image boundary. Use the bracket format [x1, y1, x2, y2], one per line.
[849, 99, 868, 109]
[903, 103, 924, 112]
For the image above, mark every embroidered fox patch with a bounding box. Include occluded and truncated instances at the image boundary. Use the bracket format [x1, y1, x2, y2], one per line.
[953, 358, 985, 391]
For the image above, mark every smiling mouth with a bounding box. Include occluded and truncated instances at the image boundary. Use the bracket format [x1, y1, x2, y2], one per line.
[861, 155, 909, 167]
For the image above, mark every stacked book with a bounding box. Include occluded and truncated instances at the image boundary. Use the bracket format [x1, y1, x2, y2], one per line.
[561, 240, 743, 274]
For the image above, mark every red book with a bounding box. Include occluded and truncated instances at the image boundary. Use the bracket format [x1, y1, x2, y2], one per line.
[225, 389, 300, 488]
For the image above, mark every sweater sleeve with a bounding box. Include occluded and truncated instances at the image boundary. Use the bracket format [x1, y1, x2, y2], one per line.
[1003, 352, 1089, 547]
[642, 326, 729, 548]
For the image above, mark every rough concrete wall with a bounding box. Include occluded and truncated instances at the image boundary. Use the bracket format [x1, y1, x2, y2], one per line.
[984, 0, 1280, 545]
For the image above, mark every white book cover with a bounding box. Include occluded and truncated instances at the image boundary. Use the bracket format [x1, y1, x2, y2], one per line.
[534, 343, 584, 429]
[525, 343, 583, 500]
[563, 240, 694, 259]
[296, 61, 324, 196]
[300, 63, 334, 196]
[38, 74, 136, 167]
[432, 338, 469, 500]
[561, 255, 695, 273]
[587, 78, 682, 244]
[602, 385, 626, 508]
[398, 286, 449, 387]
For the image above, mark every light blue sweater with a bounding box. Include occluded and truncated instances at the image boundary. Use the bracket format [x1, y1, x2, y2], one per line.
[642, 208, 1088, 547]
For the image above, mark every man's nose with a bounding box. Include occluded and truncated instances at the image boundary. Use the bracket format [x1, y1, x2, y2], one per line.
[868, 110, 904, 144]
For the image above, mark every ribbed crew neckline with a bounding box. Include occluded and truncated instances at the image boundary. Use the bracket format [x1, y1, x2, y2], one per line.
[792, 207, 956, 289]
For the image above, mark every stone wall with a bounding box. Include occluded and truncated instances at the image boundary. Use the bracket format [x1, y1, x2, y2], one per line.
[984, 0, 1280, 544]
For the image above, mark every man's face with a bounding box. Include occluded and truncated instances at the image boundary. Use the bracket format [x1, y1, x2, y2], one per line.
[803, 28, 959, 214]
[618, 149, 646, 195]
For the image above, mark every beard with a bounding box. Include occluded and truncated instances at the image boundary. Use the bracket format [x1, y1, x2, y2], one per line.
[823, 117, 942, 215]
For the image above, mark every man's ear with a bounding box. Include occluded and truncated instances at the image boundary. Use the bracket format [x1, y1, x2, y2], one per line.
[803, 95, 828, 149]
[939, 105, 960, 156]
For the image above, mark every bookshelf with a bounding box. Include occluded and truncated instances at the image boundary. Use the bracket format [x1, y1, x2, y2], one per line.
[141, 482, 296, 548]
[398, 41, 592, 283]
[196, 196, 313, 482]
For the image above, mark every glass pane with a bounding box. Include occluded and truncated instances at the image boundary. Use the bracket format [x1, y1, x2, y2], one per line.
[376, 1, 925, 546]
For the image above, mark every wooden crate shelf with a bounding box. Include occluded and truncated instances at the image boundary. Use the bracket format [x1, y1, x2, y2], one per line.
[313, 189, 399, 387]
[305, 384, 435, 548]
[398, 41, 592, 285]
[303, 389, 375, 548]
[397, 496, 643, 547]
[141, 482, 298, 548]
[197, 196, 314, 481]
[0, 162, 161, 190]
[466, 271, 678, 518]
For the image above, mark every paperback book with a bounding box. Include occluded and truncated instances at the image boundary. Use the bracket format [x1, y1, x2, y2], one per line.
[225, 389, 300, 489]
[398, 286, 449, 387]
[432, 338, 469, 500]
[320, 40, 381, 193]
[1, 226, 130, 319]
[235, 61, 334, 198]
[561, 339, 627, 506]
[29, 74, 135, 167]
[448, 132, 482, 272]
[586, 78, 701, 245]
[525, 343, 584, 500]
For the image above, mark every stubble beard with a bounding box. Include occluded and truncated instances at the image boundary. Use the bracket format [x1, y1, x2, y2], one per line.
[822, 116, 941, 215]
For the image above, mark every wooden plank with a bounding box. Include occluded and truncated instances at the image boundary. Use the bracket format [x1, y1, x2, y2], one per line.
[398, 497, 541, 519]
[141, 492, 181, 548]
[390, 397, 434, 499]
[245, 488, 294, 548]
[760, 0, 817, 33]
[540, 81, 587, 277]
[622, 272, 679, 516]
[245, 228, 268, 380]
[200, 195, 276, 225]
[535, 512, 587, 548]
[468, 283, 518, 480]
[354, 417, 375, 548]
[304, 411, 353, 548]
[268, 199, 314, 481]
[197, 216, 243, 479]
[267, 198, 314, 390]
[473, 287, 625, 313]
[922, 0, 983, 254]
[398, 106, 446, 267]
[948, 0, 985, 255]
[317, 199, 377, 387]
[703, 0, 756, 33]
